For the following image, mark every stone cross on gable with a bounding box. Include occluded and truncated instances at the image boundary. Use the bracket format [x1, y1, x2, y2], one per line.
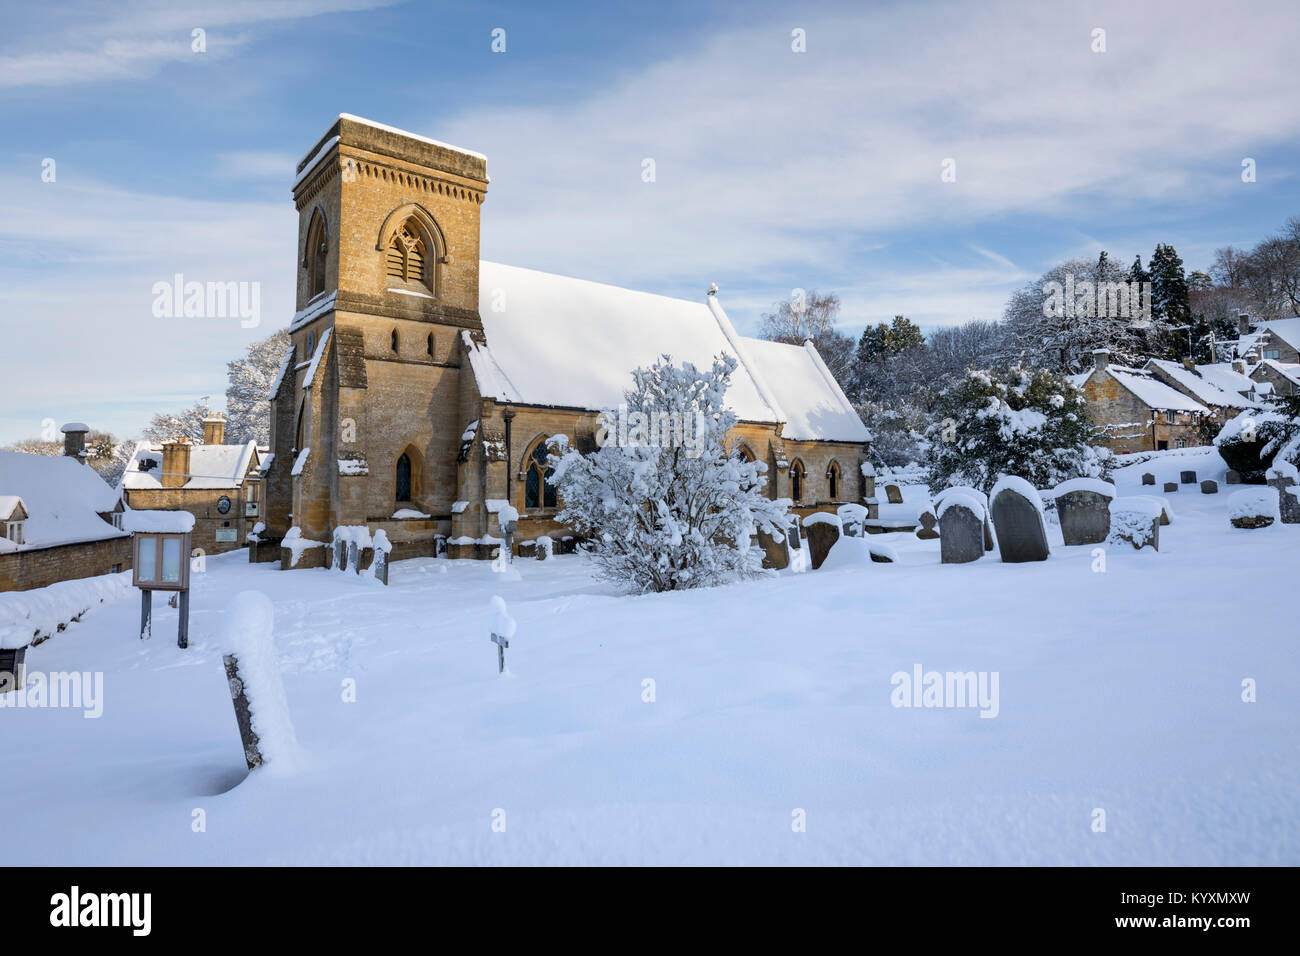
[490, 632, 509, 673]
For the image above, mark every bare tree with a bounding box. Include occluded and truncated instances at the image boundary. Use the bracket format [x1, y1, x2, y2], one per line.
[759, 289, 856, 384]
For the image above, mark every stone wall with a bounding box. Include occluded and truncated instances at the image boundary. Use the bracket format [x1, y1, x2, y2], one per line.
[0, 536, 132, 592]
[123, 486, 254, 555]
[1081, 370, 1203, 454]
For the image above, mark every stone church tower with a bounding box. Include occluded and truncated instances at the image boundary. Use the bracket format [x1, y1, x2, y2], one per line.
[265, 115, 491, 564]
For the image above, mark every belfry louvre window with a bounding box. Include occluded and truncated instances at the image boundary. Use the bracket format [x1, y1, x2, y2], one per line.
[386, 220, 428, 287]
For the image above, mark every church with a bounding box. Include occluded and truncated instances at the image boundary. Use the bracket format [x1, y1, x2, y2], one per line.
[262, 114, 873, 565]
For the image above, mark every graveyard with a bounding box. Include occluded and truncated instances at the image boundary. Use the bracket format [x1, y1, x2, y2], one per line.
[3, 447, 1297, 865]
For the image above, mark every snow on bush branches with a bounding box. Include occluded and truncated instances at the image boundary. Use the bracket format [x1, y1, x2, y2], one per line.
[549, 354, 789, 593]
[925, 365, 1112, 495]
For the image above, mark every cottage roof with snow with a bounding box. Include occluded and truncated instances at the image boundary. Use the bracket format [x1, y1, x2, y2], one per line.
[121, 441, 261, 490]
[1098, 364, 1211, 414]
[464, 261, 870, 443]
[1143, 359, 1252, 410]
[0, 451, 126, 552]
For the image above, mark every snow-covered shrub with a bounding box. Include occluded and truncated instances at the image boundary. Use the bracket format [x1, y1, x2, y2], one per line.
[924, 366, 1112, 496]
[1214, 407, 1292, 482]
[549, 354, 789, 593]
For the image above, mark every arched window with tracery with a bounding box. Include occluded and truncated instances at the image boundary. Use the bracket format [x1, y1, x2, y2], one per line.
[524, 441, 557, 509]
[386, 218, 431, 291]
[790, 460, 805, 503]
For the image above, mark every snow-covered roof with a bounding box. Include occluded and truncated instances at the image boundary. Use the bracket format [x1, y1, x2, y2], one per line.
[0, 451, 125, 551]
[1104, 365, 1210, 414]
[1144, 359, 1248, 409]
[121, 441, 260, 490]
[1196, 362, 1259, 397]
[1255, 359, 1300, 387]
[1236, 317, 1300, 357]
[470, 262, 869, 443]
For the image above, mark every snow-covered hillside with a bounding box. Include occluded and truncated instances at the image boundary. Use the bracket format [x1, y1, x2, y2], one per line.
[4, 449, 1297, 865]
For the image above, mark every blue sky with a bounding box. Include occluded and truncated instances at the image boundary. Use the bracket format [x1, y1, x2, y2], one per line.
[3, 0, 1300, 443]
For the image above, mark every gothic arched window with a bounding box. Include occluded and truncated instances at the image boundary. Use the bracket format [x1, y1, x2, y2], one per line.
[426, 332, 435, 358]
[790, 460, 805, 503]
[386, 218, 430, 290]
[396, 453, 412, 502]
[305, 209, 328, 298]
[524, 441, 557, 509]
[391, 329, 399, 353]
[827, 461, 841, 500]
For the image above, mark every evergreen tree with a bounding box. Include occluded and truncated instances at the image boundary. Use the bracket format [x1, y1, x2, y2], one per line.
[1150, 243, 1193, 358]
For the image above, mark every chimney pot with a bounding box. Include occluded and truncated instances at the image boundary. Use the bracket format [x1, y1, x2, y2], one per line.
[1092, 349, 1109, 371]
[161, 436, 192, 489]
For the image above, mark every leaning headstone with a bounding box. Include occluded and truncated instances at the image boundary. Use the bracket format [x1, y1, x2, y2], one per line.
[837, 503, 868, 538]
[1200, 479, 1218, 495]
[938, 496, 984, 564]
[1225, 470, 1241, 485]
[885, 484, 904, 504]
[916, 511, 940, 540]
[803, 513, 841, 570]
[1053, 479, 1116, 546]
[990, 476, 1050, 563]
[1229, 487, 1280, 529]
[1163, 482, 1178, 493]
[219, 591, 299, 772]
[1141, 472, 1155, 486]
[1180, 470, 1197, 484]
[1108, 498, 1161, 551]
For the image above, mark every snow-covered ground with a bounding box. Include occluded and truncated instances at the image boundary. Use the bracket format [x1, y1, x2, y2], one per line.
[5, 448, 1297, 865]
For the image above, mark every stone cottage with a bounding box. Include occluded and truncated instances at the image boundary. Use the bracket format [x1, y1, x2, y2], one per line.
[1074, 350, 1209, 453]
[0, 425, 130, 592]
[120, 413, 264, 555]
[262, 114, 873, 564]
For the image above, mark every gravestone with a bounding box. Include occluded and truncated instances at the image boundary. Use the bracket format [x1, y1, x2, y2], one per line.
[938, 502, 983, 564]
[885, 484, 904, 504]
[434, 534, 447, 557]
[757, 528, 790, 570]
[518, 540, 537, 559]
[1229, 487, 1278, 529]
[1225, 470, 1241, 485]
[1180, 470, 1197, 484]
[1055, 490, 1112, 546]
[334, 539, 347, 571]
[1141, 472, 1155, 486]
[837, 504, 868, 538]
[347, 542, 359, 574]
[916, 511, 940, 540]
[990, 483, 1050, 563]
[1163, 482, 1178, 493]
[1200, 479, 1218, 495]
[372, 548, 389, 585]
[1267, 477, 1300, 524]
[804, 515, 841, 570]
[1108, 500, 1160, 551]
[537, 536, 554, 560]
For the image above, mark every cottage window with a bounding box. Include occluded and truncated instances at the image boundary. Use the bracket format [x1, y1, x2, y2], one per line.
[1264, 349, 1280, 359]
[1165, 410, 1176, 424]
[5, 521, 23, 545]
[396, 453, 412, 502]
[524, 441, 557, 509]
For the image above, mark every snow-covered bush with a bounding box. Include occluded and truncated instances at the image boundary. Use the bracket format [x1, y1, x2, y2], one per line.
[1214, 407, 1292, 482]
[549, 354, 789, 593]
[925, 366, 1112, 495]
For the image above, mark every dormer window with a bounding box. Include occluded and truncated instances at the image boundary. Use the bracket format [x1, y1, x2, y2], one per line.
[5, 521, 23, 545]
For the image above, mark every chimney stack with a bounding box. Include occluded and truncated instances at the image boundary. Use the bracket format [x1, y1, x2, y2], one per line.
[202, 411, 226, 446]
[1092, 349, 1109, 371]
[1181, 356, 1196, 371]
[60, 422, 89, 463]
[161, 436, 191, 489]
[1238, 313, 1251, 334]
[1232, 359, 1247, 375]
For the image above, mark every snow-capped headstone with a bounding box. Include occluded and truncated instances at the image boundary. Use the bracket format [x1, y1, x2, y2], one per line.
[935, 486, 993, 551]
[1053, 479, 1115, 546]
[803, 513, 841, 570]
[756, 527, 789, 570]
[218, 591, 300, 772]
[536, 535, 553, 560]
[334, 538, 347, 572]
[1180, 470, 1197, 484]
[1141, 472, 1155, 486]
[1229, 487, 1280, 529]
[1201, 479, 1219, 495]
[1266, 468, 1300, 524]
[347, 541, 359, 574]
[990, 476, 1049, 563]
[837, 503, 868, 538]
[884, 484, 904, 504]
[937, 494, 984, 564]
[371, 530, 391, 585]
[1163, 482, 1178, 493]
[1108, 498, 1161, 551]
